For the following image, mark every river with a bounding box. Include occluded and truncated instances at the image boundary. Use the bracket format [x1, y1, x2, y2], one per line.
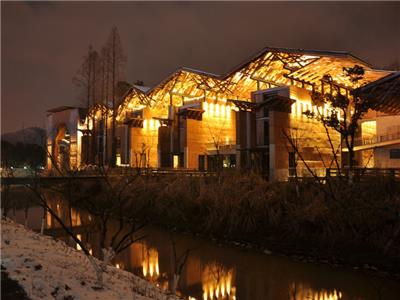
[5, 190, 400, 300]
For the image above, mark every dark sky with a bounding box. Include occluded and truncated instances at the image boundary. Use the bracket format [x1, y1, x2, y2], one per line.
[2, 1, 400, 134]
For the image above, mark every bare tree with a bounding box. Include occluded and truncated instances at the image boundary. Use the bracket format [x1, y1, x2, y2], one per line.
[133, 142, 152, 175]
[282, 128, 303, 197]
[204, 108, 229, 175]
[168, 233, 193, 295]
[78, 166, 148, 260]
[25, 150, 148, 288]
[73, 45, 102, 165]
[103, 27, 126, 167]
[304, 65, 371, 182]
[73, 45, 102, 110]
[100, 46, 111, 165]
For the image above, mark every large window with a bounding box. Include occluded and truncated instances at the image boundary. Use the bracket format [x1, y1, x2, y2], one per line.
[390, 149, 400, 159]
[173, 155, 180, 168]
[263, 105, 269, 118]
[198, 155, 205, 171]
[264, 121, 270, 145]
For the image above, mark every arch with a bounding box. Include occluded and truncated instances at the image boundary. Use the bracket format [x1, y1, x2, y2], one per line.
[53, 123, 71, 170]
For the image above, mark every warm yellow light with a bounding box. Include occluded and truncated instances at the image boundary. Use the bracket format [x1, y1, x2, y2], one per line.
[202, 263, 234, 300]
[221, 104, 225, 117]
[323, 104, 328, 117]
[149, 262, 154, 277]
[142, 261, 147, 276]
[203, 101, 208, 113]
[143, 119, 148, 129]
[116, 263, 120, 269]
[149, 119, 154, 130]
[226, 280, 231, 295]
[203, 292, 208, 300]
[209, 103, 214, 116]
[46, 211, 51, 227]
[215, 103, 220, 116]
[76, 234, 82, 251]
[297, 102, 302, 116]
[226, 105, 231, 118]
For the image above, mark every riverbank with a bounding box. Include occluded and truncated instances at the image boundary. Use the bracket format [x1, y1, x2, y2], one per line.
[1, 219, 179, 300]
[4, 172, 400, 283]
[98, 173, 400, 279]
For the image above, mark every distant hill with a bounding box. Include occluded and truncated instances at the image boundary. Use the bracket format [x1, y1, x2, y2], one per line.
[1, 127, 46, 147]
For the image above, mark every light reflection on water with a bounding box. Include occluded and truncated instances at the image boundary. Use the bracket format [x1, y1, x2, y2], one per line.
[6, 194, 400, 300]
[202, 262, 236, 300]
[141, 244, 160, 279]
[289, 283, 343, 300]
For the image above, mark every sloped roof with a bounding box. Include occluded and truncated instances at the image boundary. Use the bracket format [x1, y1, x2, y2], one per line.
[118, 46, 394, 117]
[46, 106, 81, 113]
[354, 72, 400, 113]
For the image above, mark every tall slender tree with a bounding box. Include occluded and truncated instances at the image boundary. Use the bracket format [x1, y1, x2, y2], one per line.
[103, 27, 126, 167]
[73, 45, 101, 165]
[304, 65, 369, 182]
[99, 46, 110, 165]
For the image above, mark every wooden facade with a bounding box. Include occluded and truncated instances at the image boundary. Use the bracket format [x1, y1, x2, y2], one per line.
[46, 48, 400, 180]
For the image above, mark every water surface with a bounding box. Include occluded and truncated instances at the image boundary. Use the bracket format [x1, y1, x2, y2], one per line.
[6, 191, 400, 300]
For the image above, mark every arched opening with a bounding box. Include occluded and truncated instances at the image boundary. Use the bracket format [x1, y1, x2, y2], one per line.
[54, 124, 71, 170]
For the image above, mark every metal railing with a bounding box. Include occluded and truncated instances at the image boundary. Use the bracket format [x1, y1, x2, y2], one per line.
[326, 167, 400, 179]
[205, 143, 237, 151]
[289, 167, 400, 181]
[350, 131, 400, 148]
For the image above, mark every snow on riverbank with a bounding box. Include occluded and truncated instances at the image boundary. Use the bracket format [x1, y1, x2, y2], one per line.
[1, 219, 179, 300]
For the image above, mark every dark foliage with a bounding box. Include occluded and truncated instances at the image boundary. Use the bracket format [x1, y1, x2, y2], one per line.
[1, 140, 46, 169]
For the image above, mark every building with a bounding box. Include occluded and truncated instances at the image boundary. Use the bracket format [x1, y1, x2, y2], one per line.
[46, 47, 400, 180]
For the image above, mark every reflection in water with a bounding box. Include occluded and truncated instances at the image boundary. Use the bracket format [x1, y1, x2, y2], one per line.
[141, 244, 160, 280]
[46, 210, 52, 227]
[46, 200, 86, 228]
[76, 234, 82, 250]
[7, 192, 400, 300]
[289, 283, 342, 300]
[202, 262, 236, 300]
[71, 208, 81, 226]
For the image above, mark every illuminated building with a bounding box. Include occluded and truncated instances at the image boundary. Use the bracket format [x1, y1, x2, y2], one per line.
[46, 47, 400, 180]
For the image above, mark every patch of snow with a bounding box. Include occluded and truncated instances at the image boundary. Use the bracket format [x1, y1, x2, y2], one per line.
[133, 85, 151, 93]
[1, 219, 180, 300]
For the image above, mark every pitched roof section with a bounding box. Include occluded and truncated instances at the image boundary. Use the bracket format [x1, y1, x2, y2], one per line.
[354, 72, 400, 114]
[222, 46, 374, 79]
[119, 46, 393, 116]
[47, 106, 82, 113]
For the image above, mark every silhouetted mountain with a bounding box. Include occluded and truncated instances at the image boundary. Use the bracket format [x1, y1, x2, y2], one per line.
[1, 127, 46, 147]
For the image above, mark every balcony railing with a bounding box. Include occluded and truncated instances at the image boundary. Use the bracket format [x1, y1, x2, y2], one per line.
[289, 167, 400, 181]
[352, 131, 400, 147]
[205, 143, 237, 152]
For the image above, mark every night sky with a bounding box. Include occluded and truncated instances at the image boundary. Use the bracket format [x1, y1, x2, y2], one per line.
[2, 1, 399, 134]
